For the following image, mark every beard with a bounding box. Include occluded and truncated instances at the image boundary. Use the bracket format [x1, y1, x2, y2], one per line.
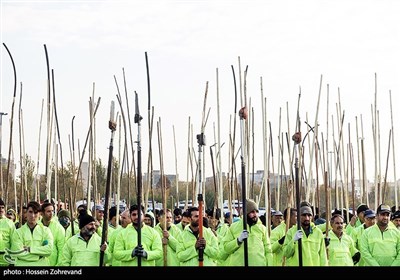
[191, 221, 199, 227]
[247, 216, 258, 226]
[83, 227, 95, 236]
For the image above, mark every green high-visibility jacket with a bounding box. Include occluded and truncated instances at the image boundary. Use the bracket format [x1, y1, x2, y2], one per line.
[39, 218, 66, 266]
[283, 224, 328, 266]
[327, 230, 358, 266]
[360, 223, 400, 266]
[58, 231, 110, 266]
[108, 225, 123, 266]
[0, 216, 16, 266]
[11, 223, 54, 266]
[154, 223, 181, 266]
[270, 221, 287, 266]
[113, 223, 163, 266]
[215, 222, 230, 266]
[221, 218, 273, 266]
[176, 225, 219, 266]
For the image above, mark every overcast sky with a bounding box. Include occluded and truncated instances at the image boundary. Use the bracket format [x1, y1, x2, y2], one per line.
[1, 0, 400, 190]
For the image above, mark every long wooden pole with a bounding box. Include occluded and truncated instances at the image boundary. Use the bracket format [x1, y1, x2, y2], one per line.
[2, 43, 17, 207]
[389, 91, 398, 208]
[157, 118, 168, 266]
[173, 125, 179, 208]
[382, 130, 391, 203]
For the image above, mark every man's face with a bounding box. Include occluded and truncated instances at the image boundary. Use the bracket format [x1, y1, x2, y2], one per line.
[174, 214, 182, 224]
[27, 207, 40, 225]
[120, 211, 131, 228]
[364, 216, 376, 228]
[21, 208, 28, 223]
[331, 216, 344, 236]
[272, 215, 283, 227]
[190, 210, 200, 227]
[377, 212, 390, 227]
[96, 209, 104, 222]
[82, 221, 96, 236]
[0, 205, 5, 218]
[6, 210, 15, 221]
[300, 213, 312, 228]
[144, 216, 153, 226]
[392, 218, 400, 229]
[59, 216, 70, 228]
[43, 205, 54, 222]
[247, 210, 258, 224]
[289, 211, 298, 227]
[181, 216, 190, 227]
[164, 212, 173, 227]
[131, 210, 144, 226]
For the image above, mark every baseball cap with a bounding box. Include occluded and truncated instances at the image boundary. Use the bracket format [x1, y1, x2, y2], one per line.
[272, 210, 283, 216]
[94, 205, 104, 212]
[356, 204, 369, 214]
[376, 204, 391, 214]
[364, 209, 376, 219]
[392, 210, 400, 220]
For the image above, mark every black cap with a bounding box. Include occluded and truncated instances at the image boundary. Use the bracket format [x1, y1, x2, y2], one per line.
[392, 210, 400, 220]
[79, 214, 95, 229]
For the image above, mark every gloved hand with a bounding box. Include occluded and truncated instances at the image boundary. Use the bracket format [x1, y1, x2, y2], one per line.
[131, 246, 146, 258]
[352, 252, 361, 264]
[140, 249, 148, 259]
[278, 235, 285, 245]
[324, 237, 330, 247]
[293, 230, 303, 241]
[237, 230, 249, 243]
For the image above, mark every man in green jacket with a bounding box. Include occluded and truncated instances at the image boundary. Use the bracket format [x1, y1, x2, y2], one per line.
[221, 199, 273, 266]
[360, 204, 400, 266]
[113, 204, 162, 266]
[154, 208, 181, 266]
[0, 198, 16, 266]
[39, 201, 66, 266]
[270, 207, 297, 266]
[346, 203, 368, 235]
[10, 201, 54, 266]
[327, 214, 359, 266]
[108, 209, 131, 266]
[59, 214, 109, 266]
[283, 205, 328, 266]
[176, 206, 219, 266]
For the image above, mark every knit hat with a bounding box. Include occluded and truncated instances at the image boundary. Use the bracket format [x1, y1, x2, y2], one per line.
[245, 199, 258, 215]
[57, 209, 71, 219]
[300, 206, 313, 215]
[79, 214, 95, 229]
